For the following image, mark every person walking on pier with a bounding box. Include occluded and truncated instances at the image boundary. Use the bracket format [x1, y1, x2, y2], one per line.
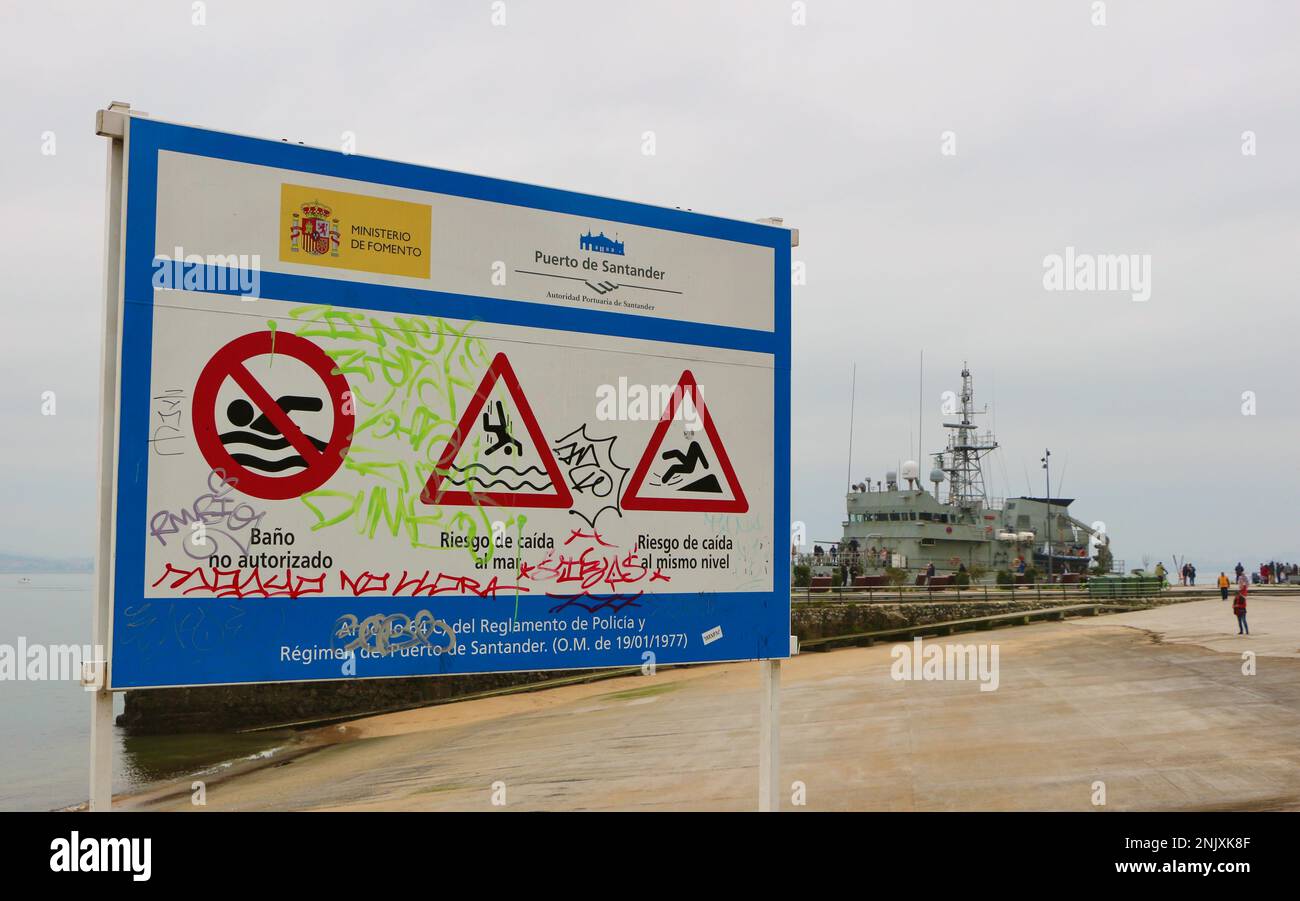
[1232, 583, 1249, 635]
[1218, 571, 1230, 601]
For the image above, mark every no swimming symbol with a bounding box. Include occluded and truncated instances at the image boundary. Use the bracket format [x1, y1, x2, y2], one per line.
[192, 330, 354, 500]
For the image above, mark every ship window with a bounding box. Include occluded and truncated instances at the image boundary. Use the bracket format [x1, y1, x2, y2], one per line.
[920, 538, 936, 547]
[920, 512, 932, 521]
[1016, 515, 1031, 529]
[888, 513, 900, 521]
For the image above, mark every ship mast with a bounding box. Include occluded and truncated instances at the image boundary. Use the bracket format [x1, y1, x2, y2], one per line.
[941, 364, 998, 512]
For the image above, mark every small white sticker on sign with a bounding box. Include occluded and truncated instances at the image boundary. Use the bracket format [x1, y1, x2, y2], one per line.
[702, 626, 723, 645]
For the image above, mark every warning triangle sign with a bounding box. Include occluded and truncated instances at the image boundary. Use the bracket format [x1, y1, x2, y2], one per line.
[621, 370, 748, 513]
[421, 353, 574, 509]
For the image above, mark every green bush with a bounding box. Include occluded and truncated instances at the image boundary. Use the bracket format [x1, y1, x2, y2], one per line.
[885, 567, 908, 587]
[792, 563, 811, 588]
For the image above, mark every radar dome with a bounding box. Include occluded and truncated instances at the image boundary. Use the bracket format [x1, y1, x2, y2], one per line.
[929, 468, 946, 483]
[900, 460, 919, 481]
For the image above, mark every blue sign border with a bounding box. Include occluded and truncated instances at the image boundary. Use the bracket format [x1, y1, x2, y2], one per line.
[111, 117, 791, 688]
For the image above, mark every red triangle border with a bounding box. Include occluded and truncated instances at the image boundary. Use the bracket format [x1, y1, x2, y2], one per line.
[421, 353, 574, 509]
[620, 370, 748, 513]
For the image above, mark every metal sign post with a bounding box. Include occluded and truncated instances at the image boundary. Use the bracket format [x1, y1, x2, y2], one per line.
[758, 657, 781, 812]
[89, 101, 131, 811]
[754, 218, 797, 814]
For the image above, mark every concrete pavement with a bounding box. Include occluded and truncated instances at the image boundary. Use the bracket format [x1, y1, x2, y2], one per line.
[133, 596, 1300, 812]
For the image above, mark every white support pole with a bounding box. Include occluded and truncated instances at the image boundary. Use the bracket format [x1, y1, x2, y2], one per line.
[89, 688, 114, 809]
[758, 658, 781, 812]
[89, 102, 130, 811]
[755, 215, 794, 814]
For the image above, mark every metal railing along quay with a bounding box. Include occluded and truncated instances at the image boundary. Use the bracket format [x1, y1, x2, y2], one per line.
[790, 579, 1254, 604]
[794, 583, 1089, 604]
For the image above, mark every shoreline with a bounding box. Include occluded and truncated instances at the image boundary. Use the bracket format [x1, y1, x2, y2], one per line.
[102, 663, 725, 810]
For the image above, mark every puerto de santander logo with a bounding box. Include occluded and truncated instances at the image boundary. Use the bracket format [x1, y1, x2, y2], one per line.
[580, 229, 624, 256]
[289, 200, 340, 257]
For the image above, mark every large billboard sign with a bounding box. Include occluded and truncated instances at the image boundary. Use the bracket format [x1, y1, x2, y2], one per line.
[104, 115, 790, 688]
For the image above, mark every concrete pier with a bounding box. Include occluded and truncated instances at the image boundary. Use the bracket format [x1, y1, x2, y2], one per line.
[128, 596, 1300, 812]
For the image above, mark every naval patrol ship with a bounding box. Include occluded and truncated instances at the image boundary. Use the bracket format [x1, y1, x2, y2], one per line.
[817, 365, 1112, 581]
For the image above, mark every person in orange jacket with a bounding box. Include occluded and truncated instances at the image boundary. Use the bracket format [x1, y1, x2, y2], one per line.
[1232, 583, 1249, 635]
[1217, 571, 1230, 601]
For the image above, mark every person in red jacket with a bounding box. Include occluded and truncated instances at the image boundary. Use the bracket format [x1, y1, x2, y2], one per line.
[1232, 583, 1249, 635]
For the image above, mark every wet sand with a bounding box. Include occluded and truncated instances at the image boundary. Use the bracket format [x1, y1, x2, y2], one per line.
[122, 596, 1300, 812]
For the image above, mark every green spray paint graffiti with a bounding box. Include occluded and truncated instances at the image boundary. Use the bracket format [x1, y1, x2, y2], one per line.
[288, 304, 509, 564]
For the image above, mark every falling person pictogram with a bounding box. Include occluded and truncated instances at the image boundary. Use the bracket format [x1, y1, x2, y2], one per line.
[482, 400, 523, 457]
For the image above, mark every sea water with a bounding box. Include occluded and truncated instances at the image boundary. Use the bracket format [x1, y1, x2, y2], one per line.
[0, 574, 290, 810]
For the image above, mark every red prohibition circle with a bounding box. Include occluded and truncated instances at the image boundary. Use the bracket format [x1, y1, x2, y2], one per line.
[192, 330, 354, 501]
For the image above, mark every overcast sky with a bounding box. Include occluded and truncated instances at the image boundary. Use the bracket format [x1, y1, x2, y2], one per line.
[1, 1, 1296, 571]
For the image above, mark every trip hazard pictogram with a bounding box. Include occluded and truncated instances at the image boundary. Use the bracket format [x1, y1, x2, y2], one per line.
[620, 369, 748, 513]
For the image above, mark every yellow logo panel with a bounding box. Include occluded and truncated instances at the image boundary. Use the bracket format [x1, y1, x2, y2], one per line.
[280, 183, 431, 279]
